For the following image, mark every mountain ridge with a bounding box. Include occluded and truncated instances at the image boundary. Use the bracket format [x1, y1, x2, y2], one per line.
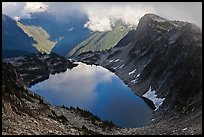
[2, 14, 38, 58]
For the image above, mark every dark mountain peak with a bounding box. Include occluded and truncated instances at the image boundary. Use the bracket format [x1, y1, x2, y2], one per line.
[2, 14, 13, 22]
[142, 13, 167, 22]
[135, 13, 187, 38]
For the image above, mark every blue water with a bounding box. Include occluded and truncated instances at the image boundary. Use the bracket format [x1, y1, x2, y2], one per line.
[29, 62, 152, 128]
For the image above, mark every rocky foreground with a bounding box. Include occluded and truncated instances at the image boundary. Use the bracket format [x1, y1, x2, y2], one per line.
[2, 57, 117, 135]
[2, 53, 202, 135]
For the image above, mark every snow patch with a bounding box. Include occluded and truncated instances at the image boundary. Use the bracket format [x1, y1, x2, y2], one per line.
[38, 55, 50, 61]
[128, 69, 137, 75]
[136, 73, 140, 78]
[143, 86, 165, 111]
[20, 74, 28, 77]
[109, 60, 114, 63]
[119, 64, 125, 69]
[153, 18, 166, 23]
[157, 25, 169, 31]
[182, 128, 187, 131]
[114, 59, 120, 62]
[113, 66, 119, 70]
[170, 22, 178, 27]
[131, 79, 137, 84]
[26, 67, 39, 70]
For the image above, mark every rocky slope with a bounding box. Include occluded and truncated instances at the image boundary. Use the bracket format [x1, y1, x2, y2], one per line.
[76, 14, 202, 134]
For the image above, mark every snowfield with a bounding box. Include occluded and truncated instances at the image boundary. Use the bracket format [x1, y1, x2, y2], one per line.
[131, 79, 137, 84]
[143, 86, 165, 111]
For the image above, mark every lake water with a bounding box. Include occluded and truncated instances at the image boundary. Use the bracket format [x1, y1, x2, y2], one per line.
[29, 62, 153, 128]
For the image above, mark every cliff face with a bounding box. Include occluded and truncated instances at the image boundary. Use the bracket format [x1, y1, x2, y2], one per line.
[76, 14, 202, 132]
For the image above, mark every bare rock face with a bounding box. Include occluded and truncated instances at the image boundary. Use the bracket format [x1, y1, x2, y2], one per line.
[77, 14, 202, 134]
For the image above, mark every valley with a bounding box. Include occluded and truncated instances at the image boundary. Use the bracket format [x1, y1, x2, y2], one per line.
[68, 21, 131, 58]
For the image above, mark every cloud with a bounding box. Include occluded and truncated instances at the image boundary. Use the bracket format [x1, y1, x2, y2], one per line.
[149, 2, 202, 29]
[82, 2, 155, 31]
[2, 2, 25, 20]
[24, 2, 48, 13]
[2, 2, 48, 20]
[2, 2, 202, 30]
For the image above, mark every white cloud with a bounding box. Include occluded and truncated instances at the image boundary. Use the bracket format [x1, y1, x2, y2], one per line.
[24, 2, 48, 13]
[81, 2, 155, 31]
[2, 2, 48, 20]
[84, 15, 112, 32]
[2, 2, 25, 20]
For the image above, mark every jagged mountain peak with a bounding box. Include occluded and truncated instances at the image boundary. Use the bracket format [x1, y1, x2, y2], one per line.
[142, 13, 167, 22]
[135, 13, 187, 38]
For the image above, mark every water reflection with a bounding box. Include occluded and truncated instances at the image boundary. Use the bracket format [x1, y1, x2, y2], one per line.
[30, 62, 152, 127]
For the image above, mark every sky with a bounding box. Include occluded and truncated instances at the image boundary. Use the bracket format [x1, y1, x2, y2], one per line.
[2, 2, 202, 31]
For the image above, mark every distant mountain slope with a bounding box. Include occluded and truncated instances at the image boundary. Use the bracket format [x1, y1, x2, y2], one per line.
[20, 12, 92, 57]
[17, 21, 57, 54]
[2, 14, 38, 58]
[67, 21, 131, 58]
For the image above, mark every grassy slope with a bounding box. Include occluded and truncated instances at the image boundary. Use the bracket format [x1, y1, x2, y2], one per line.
[67, 23, 131, 58]
[17, 21, 57, 54]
